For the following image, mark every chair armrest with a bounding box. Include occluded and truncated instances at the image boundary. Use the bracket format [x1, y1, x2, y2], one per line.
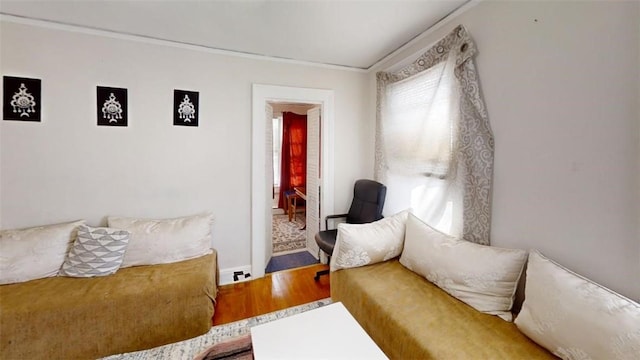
[325, 214, 348, 230]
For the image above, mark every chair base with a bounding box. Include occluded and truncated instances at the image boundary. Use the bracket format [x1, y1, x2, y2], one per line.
[314, 269, 330, 281]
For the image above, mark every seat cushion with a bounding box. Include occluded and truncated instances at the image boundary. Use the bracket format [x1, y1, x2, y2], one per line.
[0, 252, 217, 359]
[315, 229, 338, 255]
[331, 260, 555, 360]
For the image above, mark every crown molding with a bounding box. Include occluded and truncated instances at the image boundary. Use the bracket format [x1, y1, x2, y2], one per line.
[367, 0, 480, 73]
[0, 13, 368, 73]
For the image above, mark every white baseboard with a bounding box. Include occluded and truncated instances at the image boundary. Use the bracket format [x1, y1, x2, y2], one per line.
[272, 248, 311, 257]
[219, 265, 252, 285]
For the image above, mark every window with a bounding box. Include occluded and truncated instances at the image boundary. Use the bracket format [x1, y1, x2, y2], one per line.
[383, 60, 458, 178]
[379, 54, 462, 237]
[376, 25, 494, 244]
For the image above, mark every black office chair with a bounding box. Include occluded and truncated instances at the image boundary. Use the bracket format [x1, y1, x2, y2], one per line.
[314, 179, 387, 280]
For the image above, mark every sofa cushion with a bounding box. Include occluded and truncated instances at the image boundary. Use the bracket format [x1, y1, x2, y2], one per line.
[399, 213, 527, 321]
[331, 260, 555, 359]
[330, 210, 409, 272]
[0, 252, 217, 359]
[60, 225, 131, 277]
[108, 212, 213, 267]
[0, 220, 85, 285]
[515, 250, 640, 360]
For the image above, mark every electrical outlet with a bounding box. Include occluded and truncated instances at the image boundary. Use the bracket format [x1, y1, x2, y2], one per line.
[233, 271, 244, 282]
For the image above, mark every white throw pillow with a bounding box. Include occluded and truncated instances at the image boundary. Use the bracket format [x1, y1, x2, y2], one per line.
[0, 220, 85, 284]
[108, 212, 214, 267]
[515, 250, 640, 360]
[399, 213, 527, 321]
[60, 225, 131, 277]
[330, 210, 409, 272]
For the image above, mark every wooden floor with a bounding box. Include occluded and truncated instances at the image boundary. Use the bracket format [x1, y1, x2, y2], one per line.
[212, 263, 330, 325]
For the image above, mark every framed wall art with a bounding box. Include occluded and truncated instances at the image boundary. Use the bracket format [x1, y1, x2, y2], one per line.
[97, 86, 127, 126]
[173, 89, 199, 127]
[3, 76, 41, 122]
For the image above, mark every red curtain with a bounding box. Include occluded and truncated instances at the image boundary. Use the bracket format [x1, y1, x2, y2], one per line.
[278, 112, 307, 209]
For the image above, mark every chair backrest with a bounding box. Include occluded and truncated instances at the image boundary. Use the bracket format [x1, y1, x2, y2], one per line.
[346, 179, 387, 224]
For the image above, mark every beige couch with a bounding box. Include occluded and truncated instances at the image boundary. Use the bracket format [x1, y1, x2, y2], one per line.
[0, 252, 217, 359]
[328, 211, 640, 359]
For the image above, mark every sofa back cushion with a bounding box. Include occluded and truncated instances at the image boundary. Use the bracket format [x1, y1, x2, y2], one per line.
[59, 225, 131, 277]
[0, 220, 85, 284]
[399, 213, 527, 321]
[515, 250, 640, 359]
[108, 213, 213, 267]
[331, 210, 409, 272]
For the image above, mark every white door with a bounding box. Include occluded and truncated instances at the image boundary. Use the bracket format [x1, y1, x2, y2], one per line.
[264, 103, 274, 266]
[306, 107, 321, 257]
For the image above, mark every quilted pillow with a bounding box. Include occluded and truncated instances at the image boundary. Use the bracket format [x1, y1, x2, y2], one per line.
[515, 250, 640, 359]
[399, 213, 527, 321]
[60, 225, 131, 277]
[108, 212, 213, 267]
[330, 210, 409, 272]
[0, 220, 85, 284]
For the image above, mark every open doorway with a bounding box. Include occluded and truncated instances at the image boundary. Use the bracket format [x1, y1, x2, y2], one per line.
[266, 102, 319, 273]
[251, 84, 335, 279]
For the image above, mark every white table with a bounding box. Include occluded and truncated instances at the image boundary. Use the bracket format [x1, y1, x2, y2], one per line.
[251, 302, 388, 360]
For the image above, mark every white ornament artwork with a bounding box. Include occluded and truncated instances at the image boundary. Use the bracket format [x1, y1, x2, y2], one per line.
[173, 89, 199, 126]
[178, 94, 196, 122]
[102, 93, 123, 123]
[96, 86, 127, 126]
[10, 83, 37, 117]
[4, 76, 41, 122]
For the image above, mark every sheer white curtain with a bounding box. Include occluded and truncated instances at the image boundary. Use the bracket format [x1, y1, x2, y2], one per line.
[375, 25, 494, 245]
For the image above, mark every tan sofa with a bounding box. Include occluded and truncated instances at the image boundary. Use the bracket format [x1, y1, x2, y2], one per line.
[331, 259, 556, 360]
[0, 252, 217, 359]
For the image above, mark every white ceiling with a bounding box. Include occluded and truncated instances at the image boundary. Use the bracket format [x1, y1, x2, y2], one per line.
[0, 0, 468, 70]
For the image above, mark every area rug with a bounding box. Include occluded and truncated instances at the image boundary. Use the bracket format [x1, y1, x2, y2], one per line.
[265, 250, 319, 273]
[272, 214, 306, 253]
[101, 298, 332, 360]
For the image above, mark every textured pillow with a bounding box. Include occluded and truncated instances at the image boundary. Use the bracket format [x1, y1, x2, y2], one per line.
[399, 213, 527, 321]
[0, 220, 85, 284]
[515, 250, 640, 359]
[59, 225, 131, 277]
[330, 210, 409, 272]
[108, 212, 213, 267]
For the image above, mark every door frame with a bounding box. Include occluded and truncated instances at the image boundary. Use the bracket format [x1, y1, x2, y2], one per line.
[251, 84, 335, 278]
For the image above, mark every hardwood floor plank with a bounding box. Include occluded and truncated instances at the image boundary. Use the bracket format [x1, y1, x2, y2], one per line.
[213, 264, 330, 325]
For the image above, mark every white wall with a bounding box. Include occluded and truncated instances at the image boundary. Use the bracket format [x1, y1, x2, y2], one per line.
[376, 0, 640, 300]
[0, 21, 374, 271]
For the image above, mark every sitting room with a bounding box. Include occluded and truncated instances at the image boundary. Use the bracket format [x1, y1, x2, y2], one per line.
[0, 1, 638, 359]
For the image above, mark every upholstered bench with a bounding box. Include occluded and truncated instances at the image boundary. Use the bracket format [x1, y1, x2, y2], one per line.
[0, 213, 219, 359]
[329, 211, 640, 359]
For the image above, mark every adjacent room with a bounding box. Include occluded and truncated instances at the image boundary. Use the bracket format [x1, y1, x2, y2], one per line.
[266, 102, 320, 273]
[1, 1, 638, 359]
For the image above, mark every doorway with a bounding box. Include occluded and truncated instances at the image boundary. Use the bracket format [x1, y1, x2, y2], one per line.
[267, 103, 317, 272]
[251, 84, 335, 279]
[269, 103, 312, 252]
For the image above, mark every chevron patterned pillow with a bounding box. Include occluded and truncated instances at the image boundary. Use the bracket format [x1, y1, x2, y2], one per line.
[60, 225, 131, 277]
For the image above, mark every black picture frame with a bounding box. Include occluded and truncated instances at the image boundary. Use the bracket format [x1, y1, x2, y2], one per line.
[3, 76, 41, 122]
[173, 89, 199, 127]
[97, 86, 128, 126]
